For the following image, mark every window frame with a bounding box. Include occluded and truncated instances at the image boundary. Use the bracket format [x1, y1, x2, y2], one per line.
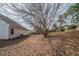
[11, 28, 14, 35]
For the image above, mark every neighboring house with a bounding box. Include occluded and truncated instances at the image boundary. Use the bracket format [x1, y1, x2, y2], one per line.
[76, 27, 79, 31]
[0, 14, 27, 39]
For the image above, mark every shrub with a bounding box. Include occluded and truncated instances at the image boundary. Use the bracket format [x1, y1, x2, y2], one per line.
[58, 26, 65, 32]
[60, 28, 65, 31]
[68, 25, 77, 30]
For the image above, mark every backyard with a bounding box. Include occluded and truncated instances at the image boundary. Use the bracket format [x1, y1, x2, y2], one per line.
[0, 3, 79, 56]
[0, 30, 79, 56]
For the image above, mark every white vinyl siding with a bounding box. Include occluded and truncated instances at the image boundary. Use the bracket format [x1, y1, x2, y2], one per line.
[0, 20, 9, 39]
[0, 20, 27, 39]
[9, 26, 23, 39]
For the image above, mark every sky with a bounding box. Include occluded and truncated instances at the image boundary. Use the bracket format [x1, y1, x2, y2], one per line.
[0, 3, 73, 30]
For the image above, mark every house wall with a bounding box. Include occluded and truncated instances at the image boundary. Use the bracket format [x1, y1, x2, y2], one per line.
[76, 27, 79, 30]
[0, 20, 27, 39]
[0, 20, 9, 39]
[9, 26, 27, 39]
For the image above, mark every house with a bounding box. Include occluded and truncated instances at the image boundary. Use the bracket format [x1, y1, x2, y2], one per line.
[75, 27, 79, 31]
[0, 14, 27, 39]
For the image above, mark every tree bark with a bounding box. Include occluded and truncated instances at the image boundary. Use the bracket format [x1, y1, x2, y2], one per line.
[44, 32, 48, 37]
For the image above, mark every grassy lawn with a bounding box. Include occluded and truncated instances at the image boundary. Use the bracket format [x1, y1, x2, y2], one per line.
[0, 30, 79, 56]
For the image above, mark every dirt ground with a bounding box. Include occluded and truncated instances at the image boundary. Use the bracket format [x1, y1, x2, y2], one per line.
[0, 31, 79, 56]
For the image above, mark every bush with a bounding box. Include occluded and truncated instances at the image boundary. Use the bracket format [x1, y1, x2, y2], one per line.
[68, 25, 77, 30]
[58, 26, 65, 32]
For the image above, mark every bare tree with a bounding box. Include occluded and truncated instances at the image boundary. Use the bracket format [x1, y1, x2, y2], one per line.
[0, 3, 64, 37]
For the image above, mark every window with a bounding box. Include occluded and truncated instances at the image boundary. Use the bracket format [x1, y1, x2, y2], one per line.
[11, 28, 14, 35]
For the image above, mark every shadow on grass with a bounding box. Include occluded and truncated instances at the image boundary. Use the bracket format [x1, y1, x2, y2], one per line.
[0, 35, 30, 48]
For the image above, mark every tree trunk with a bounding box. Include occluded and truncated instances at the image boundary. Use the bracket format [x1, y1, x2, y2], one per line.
[44, 32, 48, 37]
